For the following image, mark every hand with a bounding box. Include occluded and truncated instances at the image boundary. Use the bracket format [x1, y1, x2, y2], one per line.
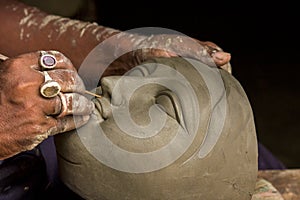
[136, 35, 232, 69]
[95, 32, 232, 77]
[0, 51, 94, 159]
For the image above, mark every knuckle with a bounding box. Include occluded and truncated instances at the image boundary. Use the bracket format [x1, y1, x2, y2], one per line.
[49, 50, 73, 67]
[5, 58, 21, 71]
[48, 50, 63, 56]
[46, 69, 85, 92]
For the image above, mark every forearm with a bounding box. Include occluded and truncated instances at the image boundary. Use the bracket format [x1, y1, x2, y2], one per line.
[0, 0, 231, 74]
[0, 0, 120, 69]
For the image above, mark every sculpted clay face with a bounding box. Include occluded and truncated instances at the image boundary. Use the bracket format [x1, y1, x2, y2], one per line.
[54, 57, 258, 200]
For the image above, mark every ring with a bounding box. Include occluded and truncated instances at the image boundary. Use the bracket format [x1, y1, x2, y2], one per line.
[57, 92, 68, 118]
[39, 51, 57, 70]
[40, 71, 61, 98]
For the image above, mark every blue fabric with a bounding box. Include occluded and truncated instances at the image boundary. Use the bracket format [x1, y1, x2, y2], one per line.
[0, 148, 47, 200]
[258, 142, 286, 170]
[39, 136, 59, 184]
[0, 137, 285, 199]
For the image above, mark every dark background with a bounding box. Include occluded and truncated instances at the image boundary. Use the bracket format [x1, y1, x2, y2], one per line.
[23, 0, 300, 168]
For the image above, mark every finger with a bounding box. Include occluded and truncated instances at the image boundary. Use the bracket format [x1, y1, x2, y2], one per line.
[212, 52, 231, 66]
[10, 51, 76, 72]
[41, 69, 86, 93]
[43, 50, 77, 71]
[48, 115, 91, 136]
[56, 93, 95, 118]
[40, 95, 63, 115]
[202, 41, 224, 52]
[40, 92, 95, 116]
[19, 50, 76, 71]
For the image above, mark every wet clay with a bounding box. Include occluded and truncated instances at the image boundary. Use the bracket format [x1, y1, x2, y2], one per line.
[54, 57, 258, 200]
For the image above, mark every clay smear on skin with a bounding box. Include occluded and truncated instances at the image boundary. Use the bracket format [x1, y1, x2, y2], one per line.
[18, 7, 119, 45]
[12, 3, 188, 51]
[16, 5, 207, 60]
[17, 5, 190, 52]
[15, 5, 226, 68]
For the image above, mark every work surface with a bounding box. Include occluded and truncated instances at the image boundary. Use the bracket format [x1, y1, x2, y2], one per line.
[255, 169, 300, 200]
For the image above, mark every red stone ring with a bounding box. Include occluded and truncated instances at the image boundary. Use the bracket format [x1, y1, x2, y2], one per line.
[39, 51, 57, 70]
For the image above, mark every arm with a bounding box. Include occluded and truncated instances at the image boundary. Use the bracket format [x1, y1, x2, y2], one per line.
[0, 0, 117, 69]
[0, 0, 231, 75]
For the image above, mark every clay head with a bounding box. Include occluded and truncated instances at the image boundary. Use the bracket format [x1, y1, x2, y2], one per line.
[54, 57, 258, 200]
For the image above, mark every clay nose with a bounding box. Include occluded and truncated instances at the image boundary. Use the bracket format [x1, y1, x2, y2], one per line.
[93, 76, 124, 120]
[100, 76, 124, 106]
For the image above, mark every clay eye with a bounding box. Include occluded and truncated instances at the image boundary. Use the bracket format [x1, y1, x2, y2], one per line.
[155, 90, 184, 125]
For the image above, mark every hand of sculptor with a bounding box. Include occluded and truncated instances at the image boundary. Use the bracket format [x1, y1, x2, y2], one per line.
[0, 50, 94, 160]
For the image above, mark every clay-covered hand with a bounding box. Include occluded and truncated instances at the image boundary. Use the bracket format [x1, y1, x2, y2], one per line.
[0, 51, 94, 160]
[133, 35, 231, 69]
[99, 32, 232, 76]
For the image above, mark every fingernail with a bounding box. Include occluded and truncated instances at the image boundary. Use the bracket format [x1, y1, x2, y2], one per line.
[213, 52, 231, 63]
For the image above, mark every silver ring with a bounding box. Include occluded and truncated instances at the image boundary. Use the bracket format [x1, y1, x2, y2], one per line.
[40, 71, 61, 98]
[39, 51, 57, 70]
[57, 92, 68, 118]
